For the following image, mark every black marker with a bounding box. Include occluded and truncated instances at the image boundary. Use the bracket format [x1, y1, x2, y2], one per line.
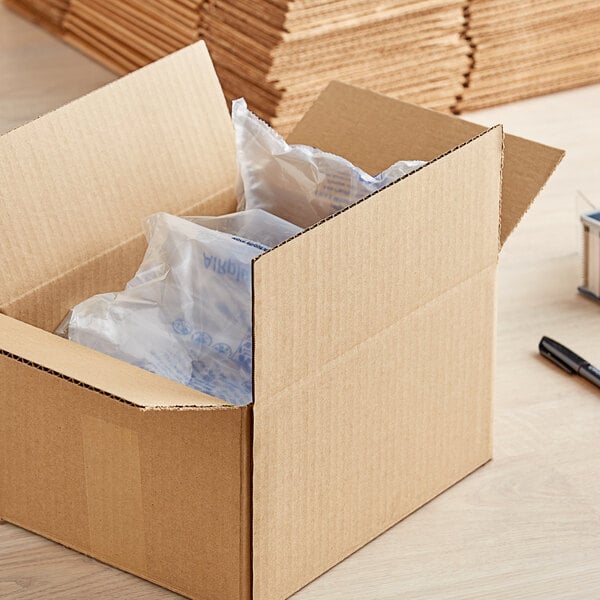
[539, 336, 600, 390]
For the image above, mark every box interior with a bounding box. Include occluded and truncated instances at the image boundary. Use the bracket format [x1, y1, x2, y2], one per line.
[0, 41, 565, 411]
[0, 42, 564, 336]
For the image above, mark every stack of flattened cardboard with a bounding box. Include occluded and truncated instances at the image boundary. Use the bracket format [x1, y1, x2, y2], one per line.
[6, 0, 600, 132]
[458, 0, 600, 111]
[5, 0, 68, 32]
[61, 0, 202, 74]
[203, 0, 471, 133]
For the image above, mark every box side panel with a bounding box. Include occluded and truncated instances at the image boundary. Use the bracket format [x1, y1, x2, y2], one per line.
[252, 128, 503, 600]
[288, 81, 564, 246]
[0, 41, 237, 311]
[254, 266, 495, 600]
[0, 357, 252, 600]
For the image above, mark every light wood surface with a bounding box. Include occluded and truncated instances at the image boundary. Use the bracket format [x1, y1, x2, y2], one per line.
[1, 4, 599, 599]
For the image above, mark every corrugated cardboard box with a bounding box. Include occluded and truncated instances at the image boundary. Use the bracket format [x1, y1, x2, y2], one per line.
[0, 42, 563, 600]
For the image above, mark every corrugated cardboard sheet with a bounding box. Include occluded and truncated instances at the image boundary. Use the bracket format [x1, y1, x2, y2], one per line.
[0, 42, 237, 332]
[0, 313, 228, 408]
[252, 123, 503, 599]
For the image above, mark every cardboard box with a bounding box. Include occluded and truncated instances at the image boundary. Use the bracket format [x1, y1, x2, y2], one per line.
[0, 42, 563, 600]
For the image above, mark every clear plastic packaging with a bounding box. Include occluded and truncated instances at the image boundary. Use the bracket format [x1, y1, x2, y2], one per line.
[186, 208, 301, 248]
[64, 211, 299, 406]
[61, 97, 422, 406]
[233, 98, 426, 228]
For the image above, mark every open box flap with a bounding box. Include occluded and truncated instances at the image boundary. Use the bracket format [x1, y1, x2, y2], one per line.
[287, 81, 564, 247]
[0, 41, 236, 311]
[0, 313, 232, 409]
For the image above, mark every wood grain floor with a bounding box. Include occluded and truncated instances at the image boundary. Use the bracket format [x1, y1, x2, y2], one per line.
[1, 3, 600, 598]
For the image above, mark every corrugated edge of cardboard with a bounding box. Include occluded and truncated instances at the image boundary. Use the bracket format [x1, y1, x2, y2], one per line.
[0, 314, 232, 409]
